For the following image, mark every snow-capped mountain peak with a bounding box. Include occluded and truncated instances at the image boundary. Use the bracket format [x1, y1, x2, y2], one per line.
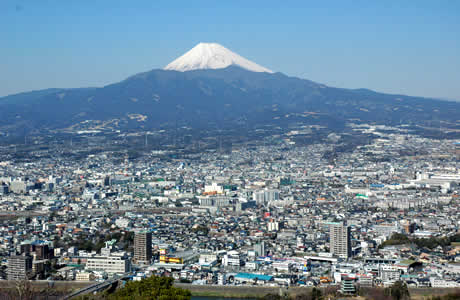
[164, 42, 273, 73]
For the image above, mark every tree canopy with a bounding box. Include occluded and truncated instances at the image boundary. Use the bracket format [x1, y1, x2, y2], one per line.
[385, 281, 410, 300]
[107, 276, 191, 300]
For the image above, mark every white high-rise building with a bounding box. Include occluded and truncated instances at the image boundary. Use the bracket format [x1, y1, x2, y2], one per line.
[329, 222, 351, 259]
[268, 221, 280, 232]
[253, 189, 280, 205]
[7, 255, 32, 280]
[254, 241, 265, 256]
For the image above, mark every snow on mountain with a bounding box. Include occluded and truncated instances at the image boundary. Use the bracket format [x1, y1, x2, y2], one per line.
[164, 42, 273, 73]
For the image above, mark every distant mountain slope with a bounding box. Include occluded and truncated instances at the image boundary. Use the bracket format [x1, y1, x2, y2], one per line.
[0, 66, 459, 135]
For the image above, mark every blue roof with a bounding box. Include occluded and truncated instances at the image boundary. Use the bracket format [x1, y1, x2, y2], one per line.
[235, 273, 272, 281]
[370, 184, 384, 188]
[401, 274, 418, 278]
[31, 240, 48, 245]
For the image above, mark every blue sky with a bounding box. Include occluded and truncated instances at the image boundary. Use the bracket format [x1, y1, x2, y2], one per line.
[1, 1, 460, 99]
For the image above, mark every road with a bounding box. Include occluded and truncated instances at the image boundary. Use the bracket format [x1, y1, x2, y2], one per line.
[61, 273, 130, 300]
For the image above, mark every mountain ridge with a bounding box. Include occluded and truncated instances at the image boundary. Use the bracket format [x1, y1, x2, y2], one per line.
[0, 65, 459, 136]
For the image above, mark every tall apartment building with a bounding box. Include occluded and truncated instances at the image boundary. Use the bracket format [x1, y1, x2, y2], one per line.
[20, 241, 53, 260]
[133, 231, 152, 265]
[329, 222, 351, 259]
[253, 189, 280, 205]
[7, 255, 33, 280]
[254, 241, 265, 257]
[401, 220, 416, 234]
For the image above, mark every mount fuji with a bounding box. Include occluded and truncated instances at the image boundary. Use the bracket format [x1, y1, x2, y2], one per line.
[0, 42, 459, 137]
[164, 42, 273, 73]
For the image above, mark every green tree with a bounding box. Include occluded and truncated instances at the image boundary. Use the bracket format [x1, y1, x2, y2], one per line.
[191, 225, 209, 235]
[263, 294, 282, 300]
[295, 287, 323, 300]
[310, 287, 322, 300]
[385, 281, 410, 300]
[107, 276, 191, 300]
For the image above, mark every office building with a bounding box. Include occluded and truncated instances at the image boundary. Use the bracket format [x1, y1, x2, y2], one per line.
[86, 254, 130, 274]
